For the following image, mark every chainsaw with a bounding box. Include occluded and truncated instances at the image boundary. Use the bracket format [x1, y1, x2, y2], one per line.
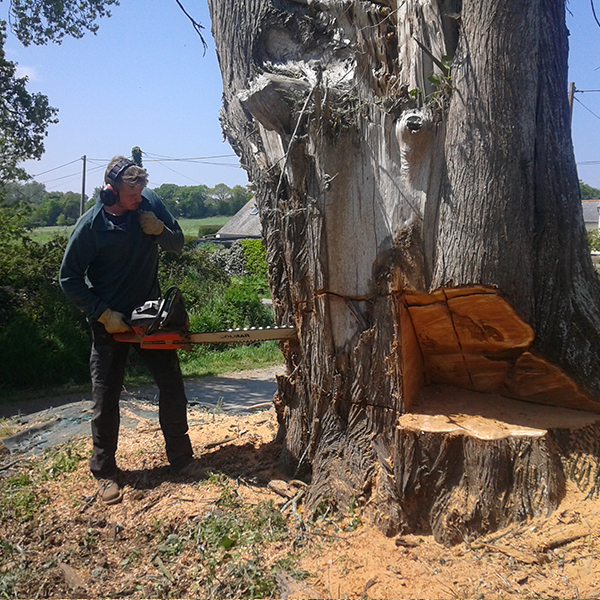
[113, 286, 296, 350]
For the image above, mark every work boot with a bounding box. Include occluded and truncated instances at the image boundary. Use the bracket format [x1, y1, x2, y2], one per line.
[176, 458, 210, 479]
[97, 477, 123, 505]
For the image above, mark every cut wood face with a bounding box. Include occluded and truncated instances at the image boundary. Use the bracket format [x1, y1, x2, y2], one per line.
[400, 384, 600, 439]
[403, 286, 600, 412]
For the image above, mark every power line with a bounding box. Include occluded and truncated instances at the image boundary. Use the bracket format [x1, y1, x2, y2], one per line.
[151, 160, 207, 186]
[142, 152, 240, 166]
[36, 164, 104, 186]
[150, 156, 238, 162]
[27, 152, 244, 189]
[574, 96, 600, 123]
[29, 158, 81, 178]
[143, 152, 237, 162]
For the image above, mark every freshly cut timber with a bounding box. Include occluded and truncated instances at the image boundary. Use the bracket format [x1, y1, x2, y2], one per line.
[403, 286, 600, 413]
[392, 385, 600, 545]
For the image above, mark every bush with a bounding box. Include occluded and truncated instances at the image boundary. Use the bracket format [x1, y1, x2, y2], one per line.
[239, 238, 268, 280]
[206, 241, 248, 277]
[0, 235, 90, 388]
[159, 242, 230, 307]
[197, 224, 222, 237]
[202, 278, 274, 331]
[167, 242, 273, 333]
[588, 229, 600, 252]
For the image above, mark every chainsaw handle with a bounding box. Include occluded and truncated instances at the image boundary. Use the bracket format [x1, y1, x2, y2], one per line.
[145, 286, 180, 335]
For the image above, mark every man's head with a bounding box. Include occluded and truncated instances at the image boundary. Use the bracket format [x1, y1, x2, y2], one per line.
[102, 156, 149, 213]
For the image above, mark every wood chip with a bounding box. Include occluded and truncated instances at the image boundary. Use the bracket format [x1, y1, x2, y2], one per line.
[362, 577, 378, 595]
[533, 524, 591, 551]
[204, 434, 239, 449]
[154, 556, 173, 581]
[133, 497, 162, 516]
[268, 479, 295, 499]
[395, 537, 419, 548]
[475, 542, 541, 564]
[246, 401, 273, 410]
[59, 562, 86, 590]
[275, 570, 321, 600]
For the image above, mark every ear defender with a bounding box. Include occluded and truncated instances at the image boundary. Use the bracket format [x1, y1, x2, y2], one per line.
[99, 184, 119, 206]
[100, 159, 135, 206]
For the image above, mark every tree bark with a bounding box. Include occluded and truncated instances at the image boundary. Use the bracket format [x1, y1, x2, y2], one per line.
[207, 0, 600, 543]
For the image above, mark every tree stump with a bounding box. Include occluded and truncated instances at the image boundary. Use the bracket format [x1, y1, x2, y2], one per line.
[387, 385, 600, 546]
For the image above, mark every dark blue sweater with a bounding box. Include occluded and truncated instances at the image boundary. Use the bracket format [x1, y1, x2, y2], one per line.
[59, 188, 183, 321]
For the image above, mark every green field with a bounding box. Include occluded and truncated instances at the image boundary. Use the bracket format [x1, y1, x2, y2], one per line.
[28, 216, 231, 243]
[28, 225, 73, 243]
[178, 216, 230, 239]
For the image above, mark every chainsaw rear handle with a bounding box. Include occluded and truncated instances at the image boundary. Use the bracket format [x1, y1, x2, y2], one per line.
[145, 286, 186, 335]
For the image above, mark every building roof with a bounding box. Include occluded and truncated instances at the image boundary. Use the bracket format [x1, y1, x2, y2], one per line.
[582, 200, 600, 225]
[216, 198, 261, 239]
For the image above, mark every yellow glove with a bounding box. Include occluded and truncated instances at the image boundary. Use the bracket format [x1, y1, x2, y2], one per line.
[138, 210, 164, 236]
[98, 308, 131, 334]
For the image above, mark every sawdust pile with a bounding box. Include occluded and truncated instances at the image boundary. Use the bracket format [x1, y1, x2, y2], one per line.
[2, 404, 600, 599]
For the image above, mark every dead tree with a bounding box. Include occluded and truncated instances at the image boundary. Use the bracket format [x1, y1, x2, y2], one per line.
[207, 0, 600, 544]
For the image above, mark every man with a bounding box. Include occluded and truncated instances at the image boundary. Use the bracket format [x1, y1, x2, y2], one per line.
[59, 155, 203, 505]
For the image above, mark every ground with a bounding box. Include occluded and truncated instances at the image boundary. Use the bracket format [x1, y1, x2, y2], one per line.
[1, 368, 600, 599]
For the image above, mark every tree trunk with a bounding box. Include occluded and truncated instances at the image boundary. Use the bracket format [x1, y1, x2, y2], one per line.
[207, 0, 600, 543]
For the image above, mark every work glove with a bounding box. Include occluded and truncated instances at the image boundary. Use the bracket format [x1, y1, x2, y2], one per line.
[138, 210, 164, 236]
[98, 308, 131, 334]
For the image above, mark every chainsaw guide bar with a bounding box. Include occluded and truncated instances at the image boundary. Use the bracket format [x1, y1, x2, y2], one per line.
[114, 325, 296, 350]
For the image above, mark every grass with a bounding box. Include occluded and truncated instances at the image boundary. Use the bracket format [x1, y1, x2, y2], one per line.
[27, 224, 72, 243]
[124, 341, 284, 385]
[27, 216, 231, 244]
[0, 418, 20, 439]
[0, 441, 87, 524]
[179, 341, 284, 378]
[178, 216, 230, 239]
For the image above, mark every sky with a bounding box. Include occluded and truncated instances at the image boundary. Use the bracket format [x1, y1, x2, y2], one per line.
[4, 0, 600, 194]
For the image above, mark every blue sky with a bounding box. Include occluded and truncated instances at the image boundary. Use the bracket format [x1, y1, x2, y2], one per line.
[4, 0, 600, 194]
[568, 0, 600, 189]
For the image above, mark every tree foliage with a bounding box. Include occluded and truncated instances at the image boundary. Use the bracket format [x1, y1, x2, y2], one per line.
[1, 181, 250, 226]
[7, 0, 119, 46]
[590, 229, 600, 252]
[580, 180, 600, 200]
[0, 22, 58, 185]
[0, 233, 273, 389]
[153, 183, 252, 219]
[0, 0, 117, 188]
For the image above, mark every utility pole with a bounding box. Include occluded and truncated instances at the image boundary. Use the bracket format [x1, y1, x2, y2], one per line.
[569, 81, 576, 126]
[80, 155, 87, 217]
